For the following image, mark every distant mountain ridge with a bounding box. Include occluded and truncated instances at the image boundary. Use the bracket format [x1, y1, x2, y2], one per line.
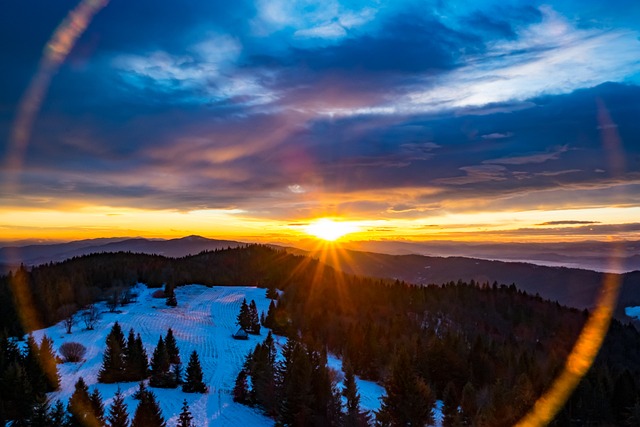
[0, 235, 245, 267]
[340, 240, 640, 273]
[301, 248, 640, 313]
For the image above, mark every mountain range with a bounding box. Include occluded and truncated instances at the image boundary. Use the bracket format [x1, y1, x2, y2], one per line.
[2, 235, 639, 316]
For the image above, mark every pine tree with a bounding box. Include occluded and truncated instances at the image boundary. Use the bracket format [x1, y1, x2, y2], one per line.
[343, 362, 369, 427]
[49, 400, 68, 426]
[98, 322, 127, 383]
[236, 298, 251, 331]
[248, 300, 261, 334]
[183, 351, 207, 393]
[264, 300, 276, 329]
[377, 350, 435, 426]
[247, 336, 277, 413]
[1, 362, 34, 423]
[442, 381, 460, 427]
[90, 388, 106, 426]
[233, 370, 250, 403]
[23, 334, 46, 397]
[176, 399, 194, 427]
[310, 348, 342, 426]
[266, 287, 278, 300]
[164, 328, 181, 365]
[124, 328, 137, 381]
[278, 338, 313, 426]
[131, 391, 166, 427]
[107, 388, 129, 427]
[132, 334, 149, 380]
[30, 397, 51, 427]
[149, 336, 171, 387]
[133, 382, 148, 400]
[39, 335, 60, 391]
[172, 362, 183, 386]
[68, 377, 93, 427]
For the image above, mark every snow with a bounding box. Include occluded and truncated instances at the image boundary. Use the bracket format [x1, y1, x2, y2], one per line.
[625, 306, 640, 319]
[29, 284, 391, 426]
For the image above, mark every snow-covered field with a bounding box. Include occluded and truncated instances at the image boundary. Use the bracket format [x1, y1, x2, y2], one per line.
[30, 284, 387, 426]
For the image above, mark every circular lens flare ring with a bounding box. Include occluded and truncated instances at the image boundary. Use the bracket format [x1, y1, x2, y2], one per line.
[304, 218, 360, 241]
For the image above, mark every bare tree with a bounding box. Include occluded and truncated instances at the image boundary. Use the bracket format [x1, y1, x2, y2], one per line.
[57, 304, 77, 334]
[107, 290, 120, 313]
[82, 304, 101, 330]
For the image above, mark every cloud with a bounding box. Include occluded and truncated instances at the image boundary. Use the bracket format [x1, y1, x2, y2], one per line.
[484, 145, 569, 165]
[537, 220, 601, 226]
[481, 132, 514, 140]
[401, 6, 640, 114]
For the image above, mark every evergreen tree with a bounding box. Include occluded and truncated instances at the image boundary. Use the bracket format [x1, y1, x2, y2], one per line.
[1, 362, 35, 423]
[377, 350, 435, 426]
[124, 328, 137, 381]
[131, 391, 166, 427]
[233, 370, 250, 404]
[49, 400, 68, 427]
[264, 300, 276, 329]
[23, 334, 46, 396]
[164, 328, 181, 365]
[182, 351, 207, 393]
[132, 382, 148, 400]
[442, 381, 460, 427]
[98, 322, 127, 383]
[266, 287, 278, 300]
[278, 338, 314, 426]
[68, 377, 95, 427]
[89, 388, 106, 426]
[248, 300, 261, 334]
[172, 362, 183, 386]
[247, 334, 277, 413]
[343, 362, 369, 427]
[107, 388, 129, 427]
[149, 336, 171, 388]
[236, 298, 251, 331]
[39, 335, 60, 391]
[176, 399, 194, 427]
[310, 349, 342, 426]
[132, 334, 149, 380]
[30, 397, 51, 427]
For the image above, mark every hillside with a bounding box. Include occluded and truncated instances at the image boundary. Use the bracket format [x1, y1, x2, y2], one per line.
[30, 284, 386, 426]
[3, 246, 640, 425]
[303, 248, 640, 314]
[5, 236, 640, 315]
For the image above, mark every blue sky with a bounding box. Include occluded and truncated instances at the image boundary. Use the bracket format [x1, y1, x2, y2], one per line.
[1, 0, 640, 241]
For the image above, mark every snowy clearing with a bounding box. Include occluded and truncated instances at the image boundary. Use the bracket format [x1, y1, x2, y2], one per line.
[30, 284, 387, 426]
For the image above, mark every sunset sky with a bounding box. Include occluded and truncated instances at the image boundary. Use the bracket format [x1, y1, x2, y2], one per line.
[1, 0, 640, 243]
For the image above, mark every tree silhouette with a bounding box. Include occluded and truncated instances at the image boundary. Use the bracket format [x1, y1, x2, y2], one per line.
[183, 351, 207, 393]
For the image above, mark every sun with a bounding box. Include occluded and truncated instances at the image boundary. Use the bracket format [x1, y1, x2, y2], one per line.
[304, 218, 359, 241]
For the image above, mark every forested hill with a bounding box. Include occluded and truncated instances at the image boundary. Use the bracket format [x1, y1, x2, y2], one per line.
[299, 248, 640, 314]
[3, 245, 640, 425]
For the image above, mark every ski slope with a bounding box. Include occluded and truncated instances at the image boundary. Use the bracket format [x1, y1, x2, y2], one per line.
[31, 284, 387, 426]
